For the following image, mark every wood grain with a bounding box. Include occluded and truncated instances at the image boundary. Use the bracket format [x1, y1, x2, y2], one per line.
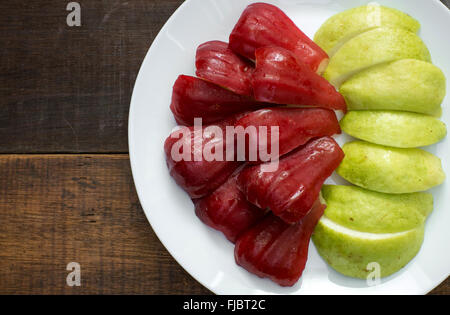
[0, 154, 210, 294]
[0, 0, 184, 153]
[431, 280, 450, 295]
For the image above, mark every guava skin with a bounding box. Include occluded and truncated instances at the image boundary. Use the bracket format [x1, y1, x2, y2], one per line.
[321, 185, 433, 234]
[324, 28, 431, 87]
[314, 5, 420, 54]
[339, 60, 446, 116]
[313, 219, 425, 279]
[340, 110, 447, 148]
[336, 141, 445, 194]
[313, 185, 432, 279]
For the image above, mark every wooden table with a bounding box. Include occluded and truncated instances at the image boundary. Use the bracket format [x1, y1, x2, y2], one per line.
[0, 0, 448, 295]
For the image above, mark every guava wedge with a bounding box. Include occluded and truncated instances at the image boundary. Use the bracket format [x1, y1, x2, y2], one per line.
[321, 185, 433, 234]
[324, 28, 431, 87]
[314, 4, 420, 54]
[337, 141, 445, 194]
[340, 111, 447, 148]
[313, 185, 433, 279]
[313, 216, 425, 279]
[339, 59, 446, 115]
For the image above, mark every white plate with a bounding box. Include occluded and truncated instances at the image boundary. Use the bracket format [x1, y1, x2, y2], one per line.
[129, 0, 450, 295]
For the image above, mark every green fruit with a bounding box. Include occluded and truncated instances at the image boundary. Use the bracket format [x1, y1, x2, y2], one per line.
[313, 217, 425, 279]
[313, 185, 432, 279]
[321, 185, 433, 234]
[340, 59, 446, 116]
[324, 28, 431, 87]
[340, 111, 447, 148]
[314, 4, 420, 54]
[337, 141, 445, 193]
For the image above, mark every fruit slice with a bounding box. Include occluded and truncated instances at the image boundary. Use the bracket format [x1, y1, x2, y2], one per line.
[196, 41, 254, 96]
[337, 141, 445, 194]
[313, 185, 432, 279]
[252, 47, 347, 112]
[340, 59, 446, 116]
[340, 111, 447, 148]
[321, 185, 433, 234]
[194, 172, 266, 243]
[314, 4, 420, 54]
[235, 107, 341, 162]
[229, 3, 329, 74]
[238, 137, 344, 224]
[170, 75, 267, 126]
[235, 199, 326, 287]
[313, 215, 425, 279]
[164, 115, 243, 199]
[324, 27, 431, 87]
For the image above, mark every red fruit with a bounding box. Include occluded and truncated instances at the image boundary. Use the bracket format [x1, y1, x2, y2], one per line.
[238, 137, 344, 224]
[252, 47, 347, 112]
[234, 107, 341, 162]
[164, 116, 242, 199]
[229, 3, 329, 74]
[170, 75, 267, 126]
[194, 172, 266, 243]
[235, 199, 326, 287]
[196, 41, 254, 96]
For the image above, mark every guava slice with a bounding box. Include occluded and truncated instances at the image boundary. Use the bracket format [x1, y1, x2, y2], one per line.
[339, 59, 446, 116]
[321, 185, 433, 234]
[313, 185, 433, 279]
[324, 28, 431, 87]
[337, 141, 445, 194]
[313, 216, 425, 279]
[340, 110, 447, 148]
[314, 4, 420, 54]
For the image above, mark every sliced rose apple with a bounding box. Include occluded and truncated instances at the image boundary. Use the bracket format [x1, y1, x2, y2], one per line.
[229, 2, 329, 74]
[252, 47, 347, 112]
[235, 199, 326, 287]
[194, 172, 267, 243]
[164, 115, 243, 199]
[170, 75, 267, 126]
[234, 107, 341, 162]
[196, 41, 254, 96]
[238, 137, 344, 224]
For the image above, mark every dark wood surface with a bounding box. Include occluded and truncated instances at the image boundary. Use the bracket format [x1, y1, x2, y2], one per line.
[0, 0, 183, 153]
[0, 155, 210, 294]
[0, 0, 448, 295]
